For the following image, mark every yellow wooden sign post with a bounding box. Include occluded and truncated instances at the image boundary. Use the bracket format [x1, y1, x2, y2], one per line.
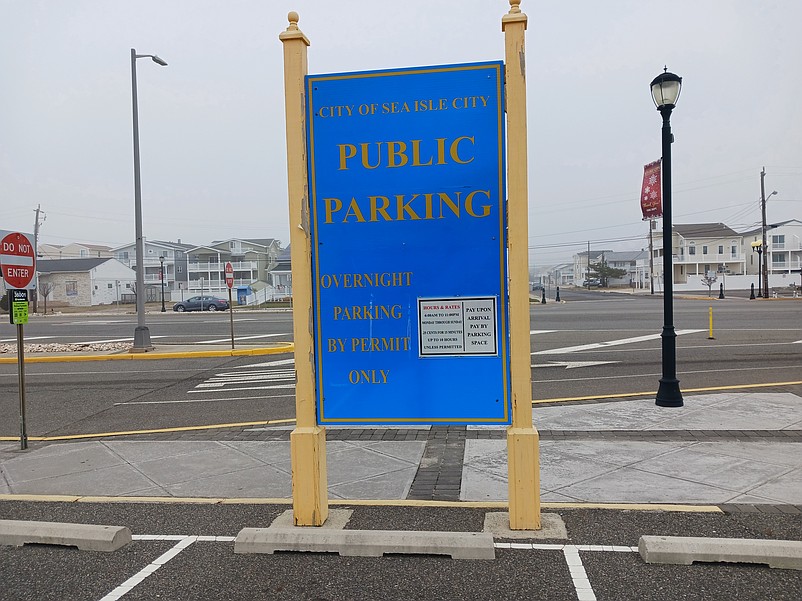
[503, 0, 542, 530]
[280, 12, 329, 527]
[280, 2, 539, 529]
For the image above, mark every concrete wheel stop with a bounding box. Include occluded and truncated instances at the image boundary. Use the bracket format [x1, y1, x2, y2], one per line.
[234, 509, 495, 560]
[0, 519, 131, 552]
[639, 535, 802, 570]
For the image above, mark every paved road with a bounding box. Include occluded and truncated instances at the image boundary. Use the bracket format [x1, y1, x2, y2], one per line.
[2, 296, 799, 437]
[2, 295, 801, 600]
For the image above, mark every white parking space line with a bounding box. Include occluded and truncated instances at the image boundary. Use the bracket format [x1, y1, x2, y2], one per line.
[564, 547, 596, 601]
[189, 384, 296, 393]
[196, 333, 291, 344]
[117, 394, 292, 405]
[98, 536, 198, 601]
[533, 329, 704, 355]
[0, 336, 54, 342]
[75, 336, 168, 345]
[234, 358, 295, 369]
[92, 536, 635, 601]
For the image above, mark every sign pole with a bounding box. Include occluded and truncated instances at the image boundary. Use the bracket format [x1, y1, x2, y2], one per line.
[228, 287, 235, 350]
[503, 0, 541, 530]
[2, 232, 36, 451]
[16, 322, 28, 450]
[225, 262, 235, 350]
[280, 11, 328, 527]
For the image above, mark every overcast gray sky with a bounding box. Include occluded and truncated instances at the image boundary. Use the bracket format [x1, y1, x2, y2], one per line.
[1, 0, 800, 265]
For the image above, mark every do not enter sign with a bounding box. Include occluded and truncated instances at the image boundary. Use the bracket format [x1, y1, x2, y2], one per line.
[1, 232, 36, 289]
[225, 262, 234, 289]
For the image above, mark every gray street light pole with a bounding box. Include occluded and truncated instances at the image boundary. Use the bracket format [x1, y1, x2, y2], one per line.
[131, 48, 167, 351]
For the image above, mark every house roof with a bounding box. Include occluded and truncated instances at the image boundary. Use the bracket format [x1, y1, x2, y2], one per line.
[576, 250, 613, 259]
[37, 258, 111, 273]
[272, 245, 291, 270]
[210, 238, 279, 249]
[673, 223, 740, 238]
[110, 240, 196, 252]
[739, 219, 802, 236]
[150, 240, 196, 251]
[605, 250, 648, 262]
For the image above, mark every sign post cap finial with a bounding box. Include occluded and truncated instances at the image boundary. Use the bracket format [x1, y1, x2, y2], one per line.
[288, 11, 300, 29]
[509, 0, 522, 13]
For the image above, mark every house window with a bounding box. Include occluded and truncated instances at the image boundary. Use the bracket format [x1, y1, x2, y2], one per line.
[702, 245, 708, 255]
[688, 244, 696, 256]
[117, 251, 129, 261]
[718, 245, 724, 255]
[80, 249, 89, 257]
[731, 245, 737, 258]
[107, 283, 113, 289]
[772, 234, 785, 249]
[177, 265, 183, 273]
[66, 281, 78, 296]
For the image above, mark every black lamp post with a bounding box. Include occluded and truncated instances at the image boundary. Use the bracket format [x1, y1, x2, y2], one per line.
[751, 242, 763, 298]
[159, 255, 166, 312]
[651, 68, 683, 408]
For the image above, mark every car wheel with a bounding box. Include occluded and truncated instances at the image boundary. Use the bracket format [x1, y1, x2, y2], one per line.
[207, 304, 217, 311]
[175, 305, 185, 312]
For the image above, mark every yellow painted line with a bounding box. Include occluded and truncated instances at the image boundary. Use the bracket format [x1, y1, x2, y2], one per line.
[0, 344, 294, 364]
[534, 380, 802, 404]
[0, 494, 722, 513]
[0, 418, 297, 442]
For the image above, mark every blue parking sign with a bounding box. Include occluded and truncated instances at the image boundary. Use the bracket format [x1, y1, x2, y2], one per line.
[306, 61, 510, 425]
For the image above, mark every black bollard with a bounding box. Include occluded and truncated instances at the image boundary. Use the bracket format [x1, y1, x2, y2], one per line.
[749, 283, 755, 300]
[541, 290, 546, 304]
[556, 286, 561, 302]
[718, 283, 724, 299]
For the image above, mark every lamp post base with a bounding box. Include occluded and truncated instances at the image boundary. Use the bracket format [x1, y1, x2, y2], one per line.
[656, 377, 683, 407]
[132, 326, 154, 352]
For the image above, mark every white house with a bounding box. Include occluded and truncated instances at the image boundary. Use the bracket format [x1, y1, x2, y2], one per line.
[37, 258, 136, 307]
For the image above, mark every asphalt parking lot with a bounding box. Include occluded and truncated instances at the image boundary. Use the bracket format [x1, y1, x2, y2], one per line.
[2, 502, 801, 601]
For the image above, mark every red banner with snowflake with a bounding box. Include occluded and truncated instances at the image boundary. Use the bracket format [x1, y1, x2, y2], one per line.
[640, 160, 662, 220]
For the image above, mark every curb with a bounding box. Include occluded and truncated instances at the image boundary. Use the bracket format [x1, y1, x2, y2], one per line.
[0, 344, 294, 364]
[0, 494, 724, 512]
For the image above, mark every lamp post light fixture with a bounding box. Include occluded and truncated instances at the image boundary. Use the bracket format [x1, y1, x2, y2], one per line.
[131, 48, 167, 350]
[159, 255, 166, 312]
[751, 241, 763, 298]
[650, 68, 683, 408]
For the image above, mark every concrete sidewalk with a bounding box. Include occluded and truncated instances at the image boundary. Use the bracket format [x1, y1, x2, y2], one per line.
[1, 392, 801, 508]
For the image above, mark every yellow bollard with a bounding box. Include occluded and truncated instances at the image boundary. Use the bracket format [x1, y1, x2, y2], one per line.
[708, 306, 715, 340]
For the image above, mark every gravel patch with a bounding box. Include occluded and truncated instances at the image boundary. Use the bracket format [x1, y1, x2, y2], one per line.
[0, 342, 131, 354]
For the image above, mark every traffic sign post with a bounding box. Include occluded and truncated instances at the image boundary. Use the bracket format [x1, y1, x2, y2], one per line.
[225, 262, 235, 350]
[1, 232, 35, 451]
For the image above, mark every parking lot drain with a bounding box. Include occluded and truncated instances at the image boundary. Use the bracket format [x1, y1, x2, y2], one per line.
[0, 519, 131, 552]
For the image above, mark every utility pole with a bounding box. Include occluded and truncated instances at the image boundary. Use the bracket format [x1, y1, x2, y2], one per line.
[586, 240, 591, 288]
[32, 204, 45, 313]
[648, 219, 655, 294]
[760, 167, 769, 298]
